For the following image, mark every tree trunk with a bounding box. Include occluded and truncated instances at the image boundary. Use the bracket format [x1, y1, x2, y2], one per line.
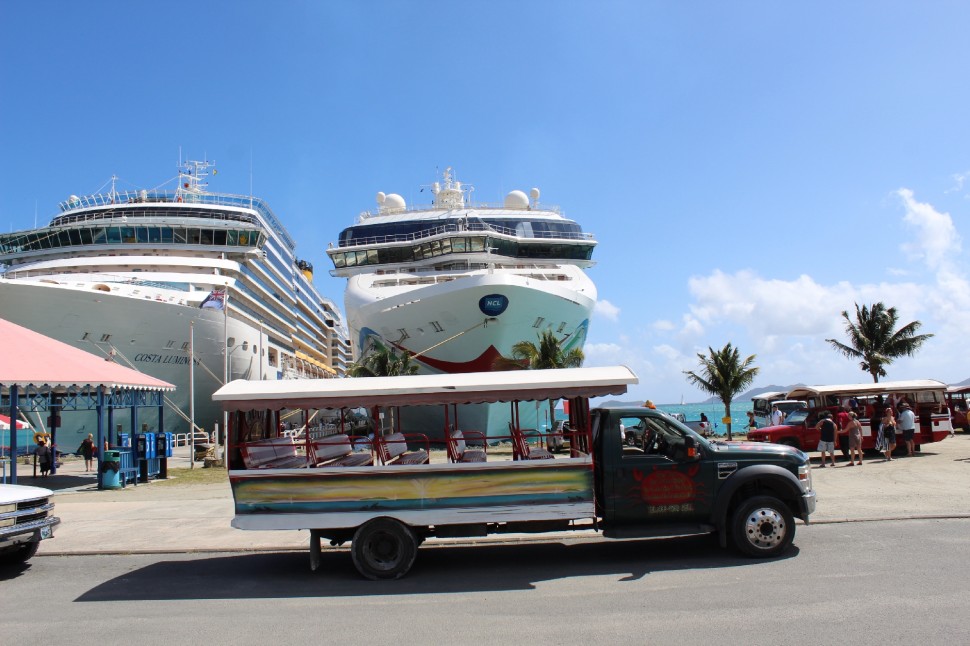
[725, 401, 733, 441]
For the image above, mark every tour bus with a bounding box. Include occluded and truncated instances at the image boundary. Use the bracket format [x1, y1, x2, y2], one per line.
[945, 385, 970, 433]
[751, 392, 807, 428]
[746, 380, 953, 453]
[212, 366, 815, 579]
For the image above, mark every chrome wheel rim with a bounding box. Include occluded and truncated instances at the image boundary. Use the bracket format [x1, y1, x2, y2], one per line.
[743, 507, 787, 550]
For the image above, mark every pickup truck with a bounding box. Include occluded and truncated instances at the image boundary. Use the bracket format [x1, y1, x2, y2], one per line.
[214, 366, 816, 579]
[0, 483, 60, 566]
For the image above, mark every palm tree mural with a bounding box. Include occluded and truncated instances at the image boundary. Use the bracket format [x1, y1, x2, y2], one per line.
[683, 343, 759, 440]
[493, 329, 584, 435]
[826, 302, 933, 383]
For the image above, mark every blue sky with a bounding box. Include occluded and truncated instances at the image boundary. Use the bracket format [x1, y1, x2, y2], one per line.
[2, 1, 968, 404]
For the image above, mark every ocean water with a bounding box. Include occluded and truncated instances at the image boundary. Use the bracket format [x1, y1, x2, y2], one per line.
[553, 400, 755, 435]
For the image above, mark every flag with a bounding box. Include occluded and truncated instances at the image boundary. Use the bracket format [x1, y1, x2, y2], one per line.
[200, 289, 225, 310]
[562, 400, 570, 416]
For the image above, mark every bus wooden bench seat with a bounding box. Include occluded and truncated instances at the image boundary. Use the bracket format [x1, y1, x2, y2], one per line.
[239, 436, 306, 469]
[447, 429, 487, 463]
[310, 434, 374, 467]
[378, 432, 430, 465]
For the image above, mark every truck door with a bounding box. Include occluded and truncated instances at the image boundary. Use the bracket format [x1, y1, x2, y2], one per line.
[609, 414, 715, 524]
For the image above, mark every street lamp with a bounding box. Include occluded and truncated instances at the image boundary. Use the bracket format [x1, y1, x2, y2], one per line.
[227, 340, 249, 381]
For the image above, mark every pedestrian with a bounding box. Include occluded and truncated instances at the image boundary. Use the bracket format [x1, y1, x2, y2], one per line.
[898, 402, 917, 457]
[771, 405, 785, 426]
[699, 412, 710, 436]
[881, 405, 897, 461]
[78, 433, 96, 472]
[815, 411, 838, 467]
[34, 439, 52, 476]
[845, 411, 863, 465]
[746, 411, 757, 433]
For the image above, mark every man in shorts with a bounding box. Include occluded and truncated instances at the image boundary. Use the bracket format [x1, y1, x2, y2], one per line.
[898, 402, 917, 456]
[815, 411, 838, 467]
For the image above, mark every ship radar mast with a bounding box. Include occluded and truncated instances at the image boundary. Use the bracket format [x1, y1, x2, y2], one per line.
[431, 167, 472, 209]
[177, 159, 216, 198]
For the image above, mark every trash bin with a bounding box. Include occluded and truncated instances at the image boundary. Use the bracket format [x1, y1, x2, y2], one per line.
[101, 449, 121, 489]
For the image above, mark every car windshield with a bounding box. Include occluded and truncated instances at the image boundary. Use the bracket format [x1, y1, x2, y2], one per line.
[784, 410, 810, 424]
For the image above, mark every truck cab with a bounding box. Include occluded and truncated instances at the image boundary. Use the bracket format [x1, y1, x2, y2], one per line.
[591, 406, 815, 557]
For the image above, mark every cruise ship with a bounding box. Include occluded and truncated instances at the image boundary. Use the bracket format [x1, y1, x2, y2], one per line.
[327, 168, 597, 439]
[0, 160, 351, 447]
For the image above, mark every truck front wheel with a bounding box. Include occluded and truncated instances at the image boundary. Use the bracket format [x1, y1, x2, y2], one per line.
[351, 518, 418, 580]
[730, 496, 795, 558]
[0, 540, 40, 567]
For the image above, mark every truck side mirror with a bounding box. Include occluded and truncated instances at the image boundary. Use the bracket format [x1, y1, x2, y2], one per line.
[684, 436, 701, 459]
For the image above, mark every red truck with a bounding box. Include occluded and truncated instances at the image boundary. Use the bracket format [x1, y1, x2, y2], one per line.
[746, 380, 953, 454]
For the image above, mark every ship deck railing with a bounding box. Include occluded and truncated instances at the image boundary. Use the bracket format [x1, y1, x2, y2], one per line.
[56, 189, 295, 251]
[336, 221, 595, 249]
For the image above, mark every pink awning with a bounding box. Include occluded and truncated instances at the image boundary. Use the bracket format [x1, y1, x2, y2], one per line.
[0, 318, 175, 392]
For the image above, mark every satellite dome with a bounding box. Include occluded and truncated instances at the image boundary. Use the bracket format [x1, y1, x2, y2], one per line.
[376, 191, 386, 205]
[382, 193, 406, 213]
[504, 190, 529, 209]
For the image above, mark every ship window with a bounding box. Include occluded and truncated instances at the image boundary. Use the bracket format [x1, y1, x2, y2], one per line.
[160, 227, 173, 243]
[532, 317, 545, 329]
[136, 227, 150, 243]
[173, 228, 187, 244]
[101, 334, 112, 342]
[181, 342, 190, 351]
[188, 228, 202, 245]
[79, 229, 93, 245]
[452, 237, 466, 252]
[469, 237, 485, 252]
[200, 229, 214, 245]
[397, 328, 410, 341]
[165, 340, 175, 349]
[366, 249, 378, 265]
[58, 230, 72, 247]
[92, 228, 108, 244]
[345, 252, 358, 267]
[147, 227, 161, 243]
[213, 230, 227, 245]
[81, 332, 90, 341]
[430, 321, 444, 333]
[557, 322, 566, 333]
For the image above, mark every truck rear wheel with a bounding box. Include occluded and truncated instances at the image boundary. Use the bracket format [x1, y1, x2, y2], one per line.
[730, 496, 795, 558]
[351, 517, 418, 580]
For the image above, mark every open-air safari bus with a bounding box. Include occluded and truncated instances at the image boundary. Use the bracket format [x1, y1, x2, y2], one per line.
[945, 384, 970, 433]
[213, 366, 816, 579]
[748, 380, 953, 453]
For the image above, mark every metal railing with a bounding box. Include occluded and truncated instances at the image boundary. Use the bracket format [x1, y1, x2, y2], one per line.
[335, 221, 595, 249]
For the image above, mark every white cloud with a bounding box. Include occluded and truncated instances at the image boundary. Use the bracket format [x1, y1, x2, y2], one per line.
[653, 319, 675, 331]
[594, 299, 620, 321]
[582, 342, 625, 364]
[896, 188, 962, 272]
[945, 171, 970, 194]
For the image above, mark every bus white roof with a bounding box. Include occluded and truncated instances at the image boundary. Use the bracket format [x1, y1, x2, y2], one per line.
[212, 365, 638, 411]
[787, 380, 947, 399]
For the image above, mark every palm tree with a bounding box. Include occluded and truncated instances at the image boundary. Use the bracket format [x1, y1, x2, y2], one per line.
[348, 339, 419, 432]
[493, 329, 585, 435]
[348, 339, 419, 378]
[683, 343, 759, 440]
[826, 302, 934, 383]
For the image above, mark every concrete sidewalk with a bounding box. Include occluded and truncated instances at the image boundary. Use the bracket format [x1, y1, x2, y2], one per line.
[33, 434, 970, 556]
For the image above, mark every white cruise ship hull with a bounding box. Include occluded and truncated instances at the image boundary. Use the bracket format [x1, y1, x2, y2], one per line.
[0, 279, 265, 448]
[345, 267, 596, 439]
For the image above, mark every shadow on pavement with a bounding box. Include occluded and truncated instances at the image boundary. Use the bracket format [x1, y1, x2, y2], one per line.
[75, 535, 797, 601]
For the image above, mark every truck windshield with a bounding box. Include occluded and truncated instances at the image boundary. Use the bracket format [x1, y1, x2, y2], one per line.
[784, 410, 810, 425]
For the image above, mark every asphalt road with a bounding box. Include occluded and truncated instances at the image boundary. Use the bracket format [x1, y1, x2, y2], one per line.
[4, 518, 969, 645]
